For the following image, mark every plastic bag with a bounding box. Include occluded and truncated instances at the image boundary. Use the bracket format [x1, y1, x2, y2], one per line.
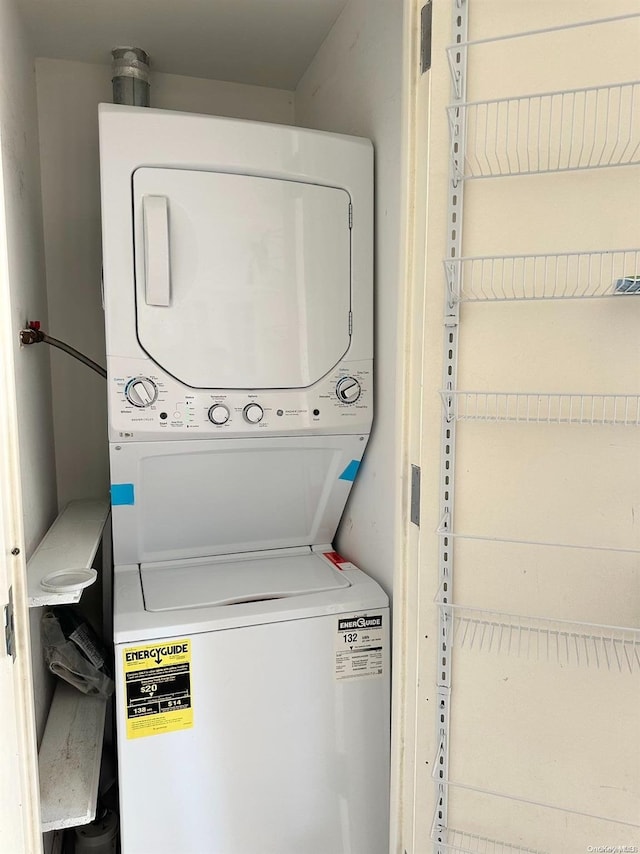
[42, 607, 114, 698]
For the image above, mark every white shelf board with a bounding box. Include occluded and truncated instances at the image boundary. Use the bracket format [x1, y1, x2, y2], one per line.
[27, 499, 109, 607]
[38, 681, 107, 832]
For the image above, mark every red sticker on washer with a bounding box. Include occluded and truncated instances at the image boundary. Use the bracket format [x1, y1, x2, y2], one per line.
[323, 551, 358, 572]
[324, 551, 348, 569]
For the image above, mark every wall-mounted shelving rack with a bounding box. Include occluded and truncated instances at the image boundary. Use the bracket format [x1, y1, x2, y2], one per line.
[433, 4, 640, 850]
[435, 583, 640, 672]
[439, 391, 640, 425]
[444, 248, 640, 302]
[431, 776, 640, 852]
[445, 13, 640, 99]
[436, 512, 640, 557]
[448, 80, 640, 179]
[431, 817, 545, 854]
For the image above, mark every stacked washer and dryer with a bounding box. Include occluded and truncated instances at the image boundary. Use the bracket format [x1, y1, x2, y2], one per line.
[98, 103, 390, 854]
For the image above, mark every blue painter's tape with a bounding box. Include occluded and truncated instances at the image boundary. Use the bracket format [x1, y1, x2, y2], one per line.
[111, 483, 135, 506]
[339, 460, 360, 482]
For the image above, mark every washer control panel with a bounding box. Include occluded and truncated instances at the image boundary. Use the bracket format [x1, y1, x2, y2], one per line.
[108, 356, 372, 440]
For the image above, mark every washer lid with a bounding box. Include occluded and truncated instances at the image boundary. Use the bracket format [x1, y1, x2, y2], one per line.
[132, 167, 352, 389]
[141, 549, 351, 612]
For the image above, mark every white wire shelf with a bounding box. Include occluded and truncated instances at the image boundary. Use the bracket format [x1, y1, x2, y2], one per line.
[431, 820, 545, 854]
[436, 513, 640, 556]
[435, 584, 640, 673]
[445, 14, 640, 99]
[448, 81, 640, 179]
[430, 775, 640, 850]
[444, 248, 640, 303]
[440, 391, 640, 425]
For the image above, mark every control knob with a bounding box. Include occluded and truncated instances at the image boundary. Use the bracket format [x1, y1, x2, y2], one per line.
[125, 377, 158, 408]
[336, 376, 361, 404]
[243, 403, 264, 424]
[208, 404, 230, 426]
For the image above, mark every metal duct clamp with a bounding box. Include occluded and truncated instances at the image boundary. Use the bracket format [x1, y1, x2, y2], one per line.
[111, 46, 150, 107]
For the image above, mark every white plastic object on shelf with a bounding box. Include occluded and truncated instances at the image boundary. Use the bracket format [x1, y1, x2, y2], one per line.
[440, 391, 640, 426]
[39, 567, 97, 594]
[27, 499, 109, 607]
[448, 80, 640, 179]
[435, 584, 640, 673]
[444, 248, 640, 303]
[38, 681, 107, 831]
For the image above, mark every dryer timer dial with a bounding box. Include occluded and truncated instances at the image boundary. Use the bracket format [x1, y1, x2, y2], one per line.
[125, 377, 158, 408]
[336, 376, 362, 404]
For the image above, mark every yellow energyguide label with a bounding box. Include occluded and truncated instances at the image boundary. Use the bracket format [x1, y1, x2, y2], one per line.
[123, 639, 193, 739]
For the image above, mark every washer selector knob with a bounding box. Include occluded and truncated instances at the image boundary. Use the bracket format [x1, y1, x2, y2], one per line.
[208, 404, 230, 426]
[243, 403, 264, 424]
[336, 376, 362, 404]
[125, 377, 158, 408]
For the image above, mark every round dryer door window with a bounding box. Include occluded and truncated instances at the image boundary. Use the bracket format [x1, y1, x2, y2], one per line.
[133, 168, 352, 389]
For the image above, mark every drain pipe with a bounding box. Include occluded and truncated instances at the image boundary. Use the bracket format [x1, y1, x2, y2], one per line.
[111, 47, 150, 107]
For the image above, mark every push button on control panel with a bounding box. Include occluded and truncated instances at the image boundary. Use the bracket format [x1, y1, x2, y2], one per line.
[243, 403, 264, 424]
[208, 404, 230, 425]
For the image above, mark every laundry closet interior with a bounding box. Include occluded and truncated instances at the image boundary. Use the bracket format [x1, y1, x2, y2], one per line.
[4, 1, 403, 851]
[1, 0, 639, 852]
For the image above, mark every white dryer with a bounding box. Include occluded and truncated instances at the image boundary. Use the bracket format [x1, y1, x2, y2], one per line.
[98, 105, 389, 854]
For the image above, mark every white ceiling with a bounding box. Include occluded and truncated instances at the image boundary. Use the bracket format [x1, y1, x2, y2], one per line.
[18, 0, 349, 90]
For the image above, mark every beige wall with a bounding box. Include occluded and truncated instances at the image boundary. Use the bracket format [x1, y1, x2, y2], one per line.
[407, 1, 640, 850]
[35, 58, 295, 510]
[295, 0, 405, 596]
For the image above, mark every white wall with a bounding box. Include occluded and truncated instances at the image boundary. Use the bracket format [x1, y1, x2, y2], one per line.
[35, 58, 295, 509]
[295, 0, 404, 595]
[0, 0, 58, 750]
[0, 7, 57, 557]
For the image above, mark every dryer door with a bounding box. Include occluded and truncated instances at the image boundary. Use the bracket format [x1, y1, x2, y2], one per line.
[132, 168, 352, 389]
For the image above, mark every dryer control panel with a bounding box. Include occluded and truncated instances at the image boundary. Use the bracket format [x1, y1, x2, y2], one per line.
[108, 356, 372, 441]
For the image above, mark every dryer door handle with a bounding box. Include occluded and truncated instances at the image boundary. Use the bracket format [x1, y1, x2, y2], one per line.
[142, 195, 171, 306]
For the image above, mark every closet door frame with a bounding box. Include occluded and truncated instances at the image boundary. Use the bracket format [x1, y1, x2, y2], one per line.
[0, 114, 44, 854]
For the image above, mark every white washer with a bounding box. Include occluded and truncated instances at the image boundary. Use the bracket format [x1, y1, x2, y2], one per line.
[114, 549, 389, 854]
[99, 106, 388, 853]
